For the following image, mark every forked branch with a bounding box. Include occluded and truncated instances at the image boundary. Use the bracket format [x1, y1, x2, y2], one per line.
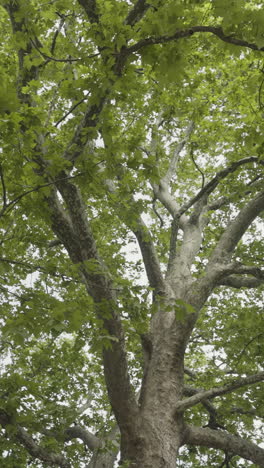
[179, 157, 261, 217]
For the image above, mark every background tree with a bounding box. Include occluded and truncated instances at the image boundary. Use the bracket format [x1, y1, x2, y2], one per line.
[0, 0, 264, 467]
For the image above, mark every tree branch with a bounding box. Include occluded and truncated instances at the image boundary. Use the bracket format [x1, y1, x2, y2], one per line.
[64, 425, 100, 451]
[54, 97, 88, 128]
[230, 406, 264, 419]
[175, 372, 264, 412]
[30, 38, 81, 63]
[125, 0, 150, 27]
[179, 157, 261, 217]
[184, 385, 223, 430]
[0, 173, 83, 218]
[0, 165, 7, 210]
[149, 120, 192, 223]
[185, 425, 264, 467]
[208, 190, 264, 264]
[48, 181, 139, 435]
[162, 121, 194, 186]
[4, 1, 39, 101]
[127, 26, 264, 54]
[62, 94, 107, 163]
[103, 176, 166, 297]
[217, 266, 264, 289]
[65, 424, 119, 468]
[218, 275, 264, 288]
[206, 196, 230, 211]
[77, 0, 99, 23]
[132, 218, 166, 297]
[50, 16, 65, 55]
[0, 410, 70, 468]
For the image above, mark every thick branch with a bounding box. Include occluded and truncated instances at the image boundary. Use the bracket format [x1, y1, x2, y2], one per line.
[4, 1, 39, 100]
[166, 195, 208, 285]
[206, 196, 229, 211]
[77, 0, 99, 23]
[48, 181, 139, 434]
[104, 177, 166, 296]
[133, 218, 166, 296]
[209, 191, 264, 264]
[65, 426, 100, 451]
[185, 425, 264, 467]
[217, 266, 264, 288]
[152, 123, 194, 221]
[219, 275, 264, 288]
[127, 26, 264, 54]
[176, 372, 264, 412]
[0, 410, 70, 468]
[125, 0, 150, 26]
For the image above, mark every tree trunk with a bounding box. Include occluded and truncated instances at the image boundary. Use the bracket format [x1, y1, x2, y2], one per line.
[119, 305, 189, 468]
[120, 414, 184, 468]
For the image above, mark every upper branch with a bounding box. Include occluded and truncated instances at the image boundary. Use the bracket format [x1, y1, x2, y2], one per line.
[175, 371, 264, 412]
[77, 0, 99, 23]
[133, 218, 166, 297]
[178, 156, 261, 217]
[209, 190, 264, 265]
[162, 121, 194, 186]
[125, 0, 150, 27]
[184, 385, 220, 429]
[150, 121, 193, 224]
[4, 1, 41, 103]
[105, 175, 166, 296]
[48, 179, 139, 432]
[0, 165, 7, 210]
[127, 26, 264, 54]
[62, 94, 108, 163]
[185, 425, 264, 467]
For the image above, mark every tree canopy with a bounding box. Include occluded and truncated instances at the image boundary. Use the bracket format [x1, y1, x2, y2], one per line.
[0, 1, 264, 467]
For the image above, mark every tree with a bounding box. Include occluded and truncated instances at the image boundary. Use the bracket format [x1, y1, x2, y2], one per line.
[0, 0, 264, 466]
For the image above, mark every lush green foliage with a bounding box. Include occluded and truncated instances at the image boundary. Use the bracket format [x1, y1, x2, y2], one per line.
[0, 1, 263, 467]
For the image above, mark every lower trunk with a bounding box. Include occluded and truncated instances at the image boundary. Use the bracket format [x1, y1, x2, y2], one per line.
[120, 414, 185, 468]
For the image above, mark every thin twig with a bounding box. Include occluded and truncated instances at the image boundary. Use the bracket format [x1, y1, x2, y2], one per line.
[179, 156, 261, 216]
[54, 96, 88, 127]
[152, 199, 164, 227]
[0, 173, 84, 217]
[31, 38, 100, 63]
[190, 144, 205, 189]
